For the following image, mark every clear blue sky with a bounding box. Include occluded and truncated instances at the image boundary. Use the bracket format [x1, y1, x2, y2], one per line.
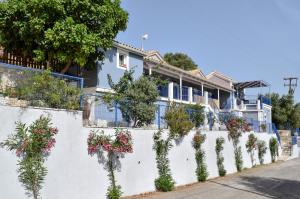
[117, 0, 300, 102]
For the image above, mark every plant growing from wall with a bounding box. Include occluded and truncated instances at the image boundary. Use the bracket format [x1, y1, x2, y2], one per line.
[105, 69, 159, 127]
[193, 131, 208, 182]
[164, 103, 194, 138]
[260, 124, 267, 132]
[4, 70, 81, 110]
[185, 104, 205, 128]
[257, 140, 267, 165]
[1, 116, 58, 199]
[153, 130, 175, 192]
[87, 129, 133, 199]
[246, 134, 258, 167]
[215, 137, 226, 177]
[269, 137, 279, 163]
[226, 117, 250, 172]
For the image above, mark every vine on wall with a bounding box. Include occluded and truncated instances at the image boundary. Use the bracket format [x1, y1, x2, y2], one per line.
[1, 116, 58, 199]
[192, 131, 208, 182]
[269, 137, 279, 163]
[215, 137, 226, 177]
[246, 133, 258, 167]
[257, 140, 267, 165]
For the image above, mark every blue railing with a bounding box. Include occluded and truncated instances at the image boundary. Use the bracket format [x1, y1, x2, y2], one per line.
[259, 95, 272, 106]
[292, 136, 298, 145]
[272, 123, 281, 144]
[158, 85, 168, 98]
[173, 84, 180, 100]
[193, 88, 202, 102]
[182, 86, 189, 101]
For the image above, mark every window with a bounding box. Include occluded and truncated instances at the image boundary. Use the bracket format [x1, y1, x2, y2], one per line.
[117, 49, 129, 70]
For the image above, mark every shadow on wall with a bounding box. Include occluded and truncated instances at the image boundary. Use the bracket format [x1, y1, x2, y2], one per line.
[210, 176, 300, 199]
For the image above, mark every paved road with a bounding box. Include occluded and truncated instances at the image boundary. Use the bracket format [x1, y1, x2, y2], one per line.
[140, 158, 300, 199]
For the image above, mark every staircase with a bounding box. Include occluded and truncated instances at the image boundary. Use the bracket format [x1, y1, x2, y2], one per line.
[278, 130, 292, 161]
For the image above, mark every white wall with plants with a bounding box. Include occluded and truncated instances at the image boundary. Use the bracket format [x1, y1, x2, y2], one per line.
[0, 105, 294, 199]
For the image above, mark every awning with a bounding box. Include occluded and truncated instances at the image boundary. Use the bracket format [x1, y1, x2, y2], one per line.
[233, 80, 270, 90]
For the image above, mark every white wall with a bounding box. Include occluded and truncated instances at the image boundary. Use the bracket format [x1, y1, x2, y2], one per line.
[0, 105, 284, 199]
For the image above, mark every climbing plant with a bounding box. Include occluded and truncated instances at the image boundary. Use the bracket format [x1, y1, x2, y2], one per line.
[193, 131, 208, 182]
[1, 116, 58, 199]
[153, 130, 175, 192]
[226, 117, 250, 172]
[246, 133, 258, 167]
[269, 137, 279, 163]
[87, 129, 133, 199]
[215, 137, 226, 177]
[257, 140, 267, 165]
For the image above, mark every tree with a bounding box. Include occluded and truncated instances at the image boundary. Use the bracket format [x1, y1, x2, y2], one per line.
[163, 53, 198, 71]
[0, 0, 128, 73]
[105, 69, 159, 127]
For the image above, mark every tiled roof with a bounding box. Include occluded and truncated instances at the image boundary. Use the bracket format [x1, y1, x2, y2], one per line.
[113, 41, 147, 56]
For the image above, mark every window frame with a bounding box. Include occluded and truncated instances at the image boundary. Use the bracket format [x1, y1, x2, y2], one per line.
[116, 49, 129, 70]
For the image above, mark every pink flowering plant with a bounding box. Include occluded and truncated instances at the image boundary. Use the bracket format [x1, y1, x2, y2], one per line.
[1, 116, 58, 199]
[87, 129, 133, 199]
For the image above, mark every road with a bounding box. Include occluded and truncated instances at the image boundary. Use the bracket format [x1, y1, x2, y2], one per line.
[139, 158, 300, 199]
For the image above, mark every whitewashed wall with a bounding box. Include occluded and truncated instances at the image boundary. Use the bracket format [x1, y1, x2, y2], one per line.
[0, 105, 291, 199]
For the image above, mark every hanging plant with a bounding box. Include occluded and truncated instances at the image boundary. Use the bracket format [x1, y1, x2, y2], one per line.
[246, 133, 258, 167]
[192, 131, 208, 182]
[257, 140, 267, 165]
[1, 116, 58, 199]
[226, 117, 250, 172]
[215, 137, 226, 177]
[87, 129, 133, 199]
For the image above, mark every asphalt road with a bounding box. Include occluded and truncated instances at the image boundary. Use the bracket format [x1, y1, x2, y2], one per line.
[139, 158, 300, 199]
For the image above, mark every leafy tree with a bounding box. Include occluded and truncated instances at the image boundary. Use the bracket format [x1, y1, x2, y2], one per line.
[163, 53, 198, 71]
[0, 0, 128, 73]
[105, 69, 159, 127]
[185, 104, 205, 128]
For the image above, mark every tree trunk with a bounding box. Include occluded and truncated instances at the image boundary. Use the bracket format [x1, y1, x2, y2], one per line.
[60, 60, 72, 74]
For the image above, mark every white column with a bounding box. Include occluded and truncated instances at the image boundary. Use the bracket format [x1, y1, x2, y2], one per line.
[201, 83, 204, 96]
[217, 89, 220, 100]
[179, 75, 182, 101]
[204, 91, 209, 105]
[257, 99, 261, 110]
[188, 87, 193, 103]
[149, 66, 152, 75]
[168, 82, 174, 100]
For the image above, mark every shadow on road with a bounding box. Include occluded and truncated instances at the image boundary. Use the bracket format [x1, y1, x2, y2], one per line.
[210, 176, 300, 199]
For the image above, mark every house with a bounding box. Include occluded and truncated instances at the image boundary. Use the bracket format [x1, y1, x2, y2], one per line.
[82, 41, 272, 131]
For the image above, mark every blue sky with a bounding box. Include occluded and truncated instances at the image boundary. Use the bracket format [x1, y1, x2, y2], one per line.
[117, 0, 300, 102]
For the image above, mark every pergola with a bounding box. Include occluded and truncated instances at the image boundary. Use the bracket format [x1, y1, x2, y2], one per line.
[233, 80, 271, 100]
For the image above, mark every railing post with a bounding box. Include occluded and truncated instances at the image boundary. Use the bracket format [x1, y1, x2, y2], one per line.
[157, 105, 161, 129]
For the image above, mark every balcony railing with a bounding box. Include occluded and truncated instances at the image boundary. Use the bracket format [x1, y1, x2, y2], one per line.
[182, 86, 189, 101]
[158, 85, 168, 98]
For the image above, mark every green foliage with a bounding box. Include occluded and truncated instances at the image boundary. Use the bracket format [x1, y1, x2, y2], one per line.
[4, 70, 81, 110]
[257, 140, 267, 165]
[193, 131, 208, 182]
[164, 103, 194, 138]
[267, 93, 300, 130]
[246, 134, 258, 167]
[153, 130, 175, 192]
[185, 104, 205, 128]
[260, 124, 267, 132]
[107, 185, 122, 199]
[235, 146, 243, 172]
[163, 53, 198, 71]
[269, 137, 279, 163]
[215, 137, 226, 177]
[105, 69, 159, 127]
[1, 116, 58, 199]
[0, 0, 128, 72]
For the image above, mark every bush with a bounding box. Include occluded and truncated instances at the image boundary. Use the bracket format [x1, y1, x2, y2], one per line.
[246, 134, 258, 167]
[185, 104, 205, 128]
[4, 70, 81, 110]
[164, 103, 194, 138]
[155, 175, 175, 192]
[257, 140, 267, 165]
[215, 137, 226, 177]
[269, 137, 279, 163]
[107, 185, 122, 199]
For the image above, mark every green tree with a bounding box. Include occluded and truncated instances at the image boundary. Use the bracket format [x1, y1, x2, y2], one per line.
[163, 53, 198, 71]
[0, 0, 128, 73]
[105, 69, 159, 127]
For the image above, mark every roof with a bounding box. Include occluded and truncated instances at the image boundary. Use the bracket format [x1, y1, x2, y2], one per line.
[113, 41, 147, 56]
[234, 80, 270, 90]
[206, 71, 233, 81]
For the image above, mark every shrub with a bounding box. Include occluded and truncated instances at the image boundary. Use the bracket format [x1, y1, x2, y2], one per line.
[185, 104, 205, 128]
[260, 124, 267, 132]
[153, 130, 175, 192]
[246, 134, 258, 167]
[87, 129, 133, 199]
[193, 131, 208, 182]
[226, 117, 250, 172]
[257, 140, 267, 165]
[164, 103, 194, 138]
[215, 137, 226, 177]
[1, 116, 58, 199]
[4, 70, 81, 110]
[269, 137, 279, 163]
